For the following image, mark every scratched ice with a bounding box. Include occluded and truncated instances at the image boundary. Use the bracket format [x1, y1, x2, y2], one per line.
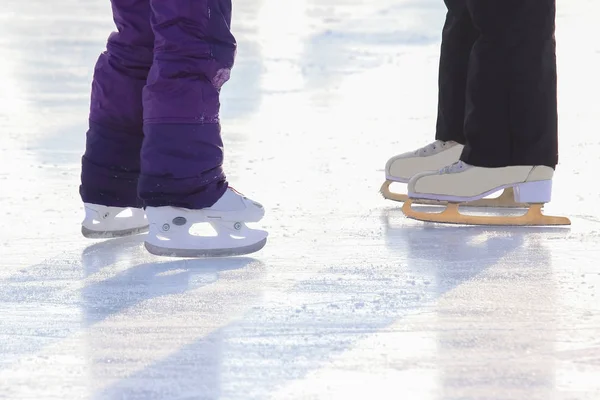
[1, 0, 599, 399]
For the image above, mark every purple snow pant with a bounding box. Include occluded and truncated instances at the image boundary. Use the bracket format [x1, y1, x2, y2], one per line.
[80, 0, 236, 209]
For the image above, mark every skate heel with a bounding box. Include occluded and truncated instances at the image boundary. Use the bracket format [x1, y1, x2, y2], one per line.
[513, 180, 552, 204]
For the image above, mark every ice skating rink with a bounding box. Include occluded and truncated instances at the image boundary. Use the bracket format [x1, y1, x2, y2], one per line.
[1, 0, 599, 399]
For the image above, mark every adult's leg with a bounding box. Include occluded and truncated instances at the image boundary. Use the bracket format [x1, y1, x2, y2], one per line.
[435, 0, 479, 143]
[80, 0, 154, 208]
[139, 0, 237, 209]
[461, 0, 558, 168]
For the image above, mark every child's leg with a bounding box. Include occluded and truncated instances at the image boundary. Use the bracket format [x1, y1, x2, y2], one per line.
[462, 0, 558, 168]
[138, 0, 236, 209]
[80, 0, 154, 208]
[435, 0, 479, 143]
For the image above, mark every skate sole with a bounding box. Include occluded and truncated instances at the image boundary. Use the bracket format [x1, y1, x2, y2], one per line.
[81, 225, 149, 239]
[380, 180, 527, 208]
[144, 238, 267, 258]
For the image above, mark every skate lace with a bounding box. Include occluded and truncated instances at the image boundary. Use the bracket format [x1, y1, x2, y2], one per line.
[439, 161, 466, 174]
[228, 186, 247, 199]
[414, 140, 450, 156]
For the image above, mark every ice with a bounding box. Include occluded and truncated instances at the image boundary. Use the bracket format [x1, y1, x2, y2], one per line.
[1, 0, 600, 399]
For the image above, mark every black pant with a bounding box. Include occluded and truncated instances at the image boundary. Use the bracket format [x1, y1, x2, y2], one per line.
[435, 0, 558, 168]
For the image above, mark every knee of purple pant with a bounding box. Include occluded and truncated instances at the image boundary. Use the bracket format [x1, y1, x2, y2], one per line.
[89, 38, 153, 128]
[212, 68, 231, 89]
[106, 38, 153, 72]
[142, 66, 223, 124]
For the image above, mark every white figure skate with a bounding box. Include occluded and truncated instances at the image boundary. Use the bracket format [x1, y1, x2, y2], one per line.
[402, 161, 571, 226]
[144, 187, 268, 257]
[82, 203, 149, 238]
[381, 140, 463, 203]
[381, 140, 524, 208]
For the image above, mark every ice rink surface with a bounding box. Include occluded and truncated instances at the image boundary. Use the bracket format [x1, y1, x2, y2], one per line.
[1, 0, 600, 399]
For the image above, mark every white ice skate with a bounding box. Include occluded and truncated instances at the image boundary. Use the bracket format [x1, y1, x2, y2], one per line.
[381, 140, 463, 203]
[82, 203, 149, 238]
[144, 187, 268, 257]
[381, 140, 525, 208]
[402, 161, 571, 226]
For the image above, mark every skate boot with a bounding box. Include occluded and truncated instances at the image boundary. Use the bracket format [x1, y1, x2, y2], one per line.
[381, 140, 464, 203]
[144, 187, 268, 257]
[402, 161, 570, 226]
[381, 140, 524, 208]
[82, 203, 149, 238]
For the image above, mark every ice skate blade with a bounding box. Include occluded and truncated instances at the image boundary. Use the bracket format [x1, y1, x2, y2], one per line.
[81, 225, 149, 239]
[144, 237, 267, 258]
[402, 201, 571, 226]
[381, 181, 525, 208]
